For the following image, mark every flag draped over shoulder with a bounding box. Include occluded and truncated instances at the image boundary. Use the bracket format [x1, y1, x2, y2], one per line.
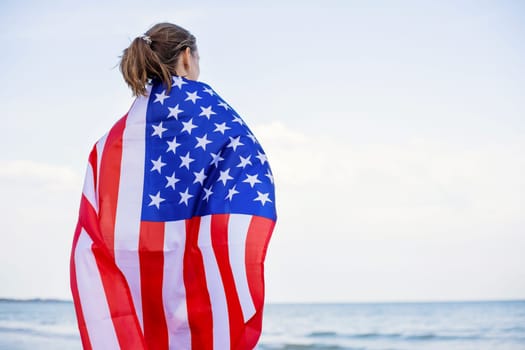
[70, 76, 277, 350]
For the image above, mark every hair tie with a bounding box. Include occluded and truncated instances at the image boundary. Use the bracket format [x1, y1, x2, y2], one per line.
[139, 34, 152, 45]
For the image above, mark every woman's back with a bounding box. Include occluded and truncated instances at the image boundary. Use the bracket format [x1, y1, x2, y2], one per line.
[70, 23, 276, 350]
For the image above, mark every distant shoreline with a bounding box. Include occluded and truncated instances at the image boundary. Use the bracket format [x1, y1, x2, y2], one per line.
[1, 298, 524, 305]
[0, 298, 72, 303]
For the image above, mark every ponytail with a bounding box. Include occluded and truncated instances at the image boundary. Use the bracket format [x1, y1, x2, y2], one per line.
[119, 23, 197, 96]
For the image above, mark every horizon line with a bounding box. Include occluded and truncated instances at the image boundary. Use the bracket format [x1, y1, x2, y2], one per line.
[1, 297, 524, 305]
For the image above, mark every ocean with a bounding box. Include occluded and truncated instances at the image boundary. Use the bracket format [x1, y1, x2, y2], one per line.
[0, 299, 523, 350]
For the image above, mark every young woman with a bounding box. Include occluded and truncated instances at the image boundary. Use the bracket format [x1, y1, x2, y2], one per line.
[71, 22, 277, 350]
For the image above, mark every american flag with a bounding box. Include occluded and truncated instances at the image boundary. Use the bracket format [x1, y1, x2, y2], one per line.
[70, 76, 277, 350]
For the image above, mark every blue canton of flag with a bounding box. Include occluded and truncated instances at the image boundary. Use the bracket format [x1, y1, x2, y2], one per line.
[141, 76, 276, 222]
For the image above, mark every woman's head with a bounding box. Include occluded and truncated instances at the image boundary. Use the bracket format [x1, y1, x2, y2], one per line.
[120, 22, 199, 96]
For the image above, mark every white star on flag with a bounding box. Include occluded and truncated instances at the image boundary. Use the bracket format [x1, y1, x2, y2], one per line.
[218, 100, 230, 110]
[195, 134, 212, 150]
[243, 173, 262, 188]
[165, 172, 180, 189]
[151, 156, 166, 173]
[265, 169, 274, 184]
[232, 115, 244, 125]
[225, 185, 239, 201]
[166, 137, 181, 154]
[148, 191, 165, 208]
[154, 90, 169, 104]
[179, 152, 195, 169]
[237, 155, 252, 168]
[203, 87, 215, 95]
[203, 186, 213, 201]
[214, 122, 231, 135]
[247, 132, 257, 143]
[181, 119, 198, 134]
[152, 122, 167, 138]
[254, 191, 272, 206]
[172, 76, 187, 89]
[167, 104, 183, 119]
[185, 91, 202, 104]
[178, 188, 193, 206]
[199, 106, 216, 119]
[217, 168, 233, 185]
[256, 150, 268, 165]
[193, 168, 207, 185]
[227, 136, 244, 152]
[210, 152, 224, 167]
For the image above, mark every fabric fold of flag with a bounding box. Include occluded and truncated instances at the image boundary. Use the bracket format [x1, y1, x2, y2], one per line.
[71, 77, 277, 350]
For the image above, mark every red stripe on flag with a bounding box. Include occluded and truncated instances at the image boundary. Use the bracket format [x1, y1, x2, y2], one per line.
[77, 194, 111, 253]
[139, 221, 169, 349]
[77, 130, 147, 349]
[184, 217, 214, 350]
[74, 194, 146, 349]
[70, 219, 93, 350]
[210, 214, 245, 349]
[87, 146, 98, 195]
[92, 243, 146, 349]
[98, 115, 127, 259]
[242, 215, 276, 349]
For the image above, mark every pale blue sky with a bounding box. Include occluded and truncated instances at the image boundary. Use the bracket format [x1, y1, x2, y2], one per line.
[0, 1, 523, 302]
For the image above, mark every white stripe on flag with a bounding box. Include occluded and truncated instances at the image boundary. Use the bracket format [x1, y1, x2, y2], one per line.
[163, 220, 192, 349]
[82, 162, 97, 213]
[95, 133, 107, 198]
[198, 215, 230, 349]
[74, 228, 120, 349]
[228, 214, 256, 321]
[113, 92, 150, 330]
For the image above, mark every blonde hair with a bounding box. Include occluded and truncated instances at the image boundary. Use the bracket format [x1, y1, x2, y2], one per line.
[119, 22, 197, 96]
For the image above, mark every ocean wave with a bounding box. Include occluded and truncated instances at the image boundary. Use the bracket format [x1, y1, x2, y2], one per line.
[307, 330, 483, 342]
[502, 326, 525, 332]
[0, 321, 78, 340]
[0, 298, 72, 304]
[307, 331, 401, 340]
[259, 344, 363, 350]
[402, 333, 482, 341]
[350, 332, 402, 339]
[308, 331, 338, 337]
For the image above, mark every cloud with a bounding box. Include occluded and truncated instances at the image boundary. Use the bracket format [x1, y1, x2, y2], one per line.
[0, 160, 83, 299]
[250, 122, 524, 301]
[0, 160, 82, 191]
[252, 121, 523, 239]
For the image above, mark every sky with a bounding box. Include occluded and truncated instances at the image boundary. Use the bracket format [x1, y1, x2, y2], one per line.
[0, 0, 523, 303]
